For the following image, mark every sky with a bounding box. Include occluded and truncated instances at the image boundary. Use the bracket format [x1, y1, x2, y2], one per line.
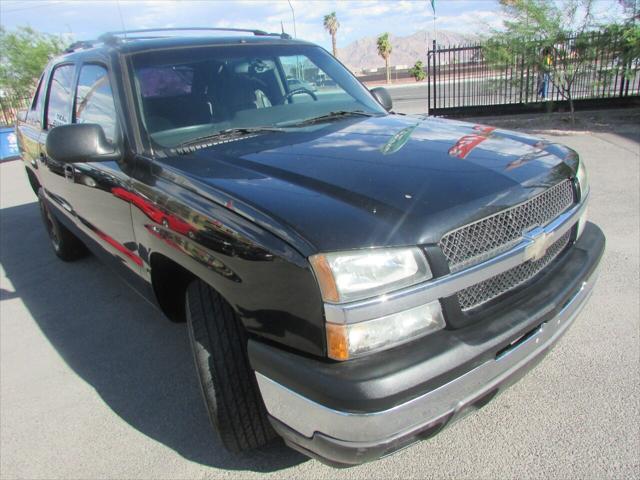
[0, 0, 629, 51]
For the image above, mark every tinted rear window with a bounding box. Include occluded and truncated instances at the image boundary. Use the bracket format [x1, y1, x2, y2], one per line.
[46, 64, 75, 129]
[27, 74, 45, 124]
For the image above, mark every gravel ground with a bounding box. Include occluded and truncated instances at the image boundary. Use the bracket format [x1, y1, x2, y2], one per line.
[1, 111, 639, 479]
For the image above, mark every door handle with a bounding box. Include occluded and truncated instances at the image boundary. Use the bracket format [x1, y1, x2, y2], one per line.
[64, 164, 75, 183]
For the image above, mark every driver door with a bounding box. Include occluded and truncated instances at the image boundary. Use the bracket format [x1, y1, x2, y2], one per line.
[66, 63, 142, 273]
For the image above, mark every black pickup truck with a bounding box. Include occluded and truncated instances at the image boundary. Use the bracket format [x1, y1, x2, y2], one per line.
[17, 28, 605, 467]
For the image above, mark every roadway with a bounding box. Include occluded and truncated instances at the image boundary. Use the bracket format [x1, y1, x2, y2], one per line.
[386, 83, 430, 115]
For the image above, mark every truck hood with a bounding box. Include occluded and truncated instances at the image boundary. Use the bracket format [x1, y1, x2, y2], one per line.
[157, 115, 577, 254]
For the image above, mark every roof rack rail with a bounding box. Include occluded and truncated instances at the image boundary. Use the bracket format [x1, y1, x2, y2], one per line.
[97, 27, 291, 44]
[64, 27, 292, 53]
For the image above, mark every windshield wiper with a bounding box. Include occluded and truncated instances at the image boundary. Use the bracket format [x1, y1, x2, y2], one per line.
[280, 110, 378, 127]
[176, 126, 286, 149]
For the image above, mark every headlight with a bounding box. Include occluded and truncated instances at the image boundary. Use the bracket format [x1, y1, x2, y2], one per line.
[309, 247, 432, 303]
[576, 159, 589, 238]
[576, 158, 589, 198]
[326, 301, 445, 360]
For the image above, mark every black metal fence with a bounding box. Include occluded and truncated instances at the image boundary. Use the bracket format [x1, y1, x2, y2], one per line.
[0, 96, 30, 126]
[427, 32, 640, 116]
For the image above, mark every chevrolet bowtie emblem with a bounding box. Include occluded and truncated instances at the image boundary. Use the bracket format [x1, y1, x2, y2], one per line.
[523, 227, 552, 262]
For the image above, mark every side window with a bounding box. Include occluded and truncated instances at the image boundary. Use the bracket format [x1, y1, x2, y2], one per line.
[46, 64, 75, 129]
[75, 65, 117, 142]
[27, 74, 45, 124]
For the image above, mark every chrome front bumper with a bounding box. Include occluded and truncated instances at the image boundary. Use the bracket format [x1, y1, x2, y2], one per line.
[256, 260, 599, 447]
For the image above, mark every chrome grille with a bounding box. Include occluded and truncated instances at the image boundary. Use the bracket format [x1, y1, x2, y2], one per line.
[440, 179, 575, 273]
[457, 229, 572, 311]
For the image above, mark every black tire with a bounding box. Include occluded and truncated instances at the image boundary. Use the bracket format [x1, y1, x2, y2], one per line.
[185, 279, 277, 452]
[38, 188, 88, 261]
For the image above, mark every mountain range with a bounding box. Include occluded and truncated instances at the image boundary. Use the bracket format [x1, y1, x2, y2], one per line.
[337, 29, 476, 71]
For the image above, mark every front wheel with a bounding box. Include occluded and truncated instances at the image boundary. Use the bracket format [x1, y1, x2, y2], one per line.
[38, 188, 88, 261]
[185, 279, 276, 452]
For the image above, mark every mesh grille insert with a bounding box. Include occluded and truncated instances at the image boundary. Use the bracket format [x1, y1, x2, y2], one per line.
[439, 180, 575, 273]
[457, 229, 572, 312]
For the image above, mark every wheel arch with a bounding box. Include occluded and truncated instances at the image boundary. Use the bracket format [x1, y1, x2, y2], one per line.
[25, 166, 40, 195]
[149, 252, 195, 323]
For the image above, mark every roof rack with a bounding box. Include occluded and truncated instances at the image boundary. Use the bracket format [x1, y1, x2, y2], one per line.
[64, 27, 291, 53]
[98, 27, 290, 43]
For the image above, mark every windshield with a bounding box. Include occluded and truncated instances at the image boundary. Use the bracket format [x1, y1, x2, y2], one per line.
[129, 43, 386, 148]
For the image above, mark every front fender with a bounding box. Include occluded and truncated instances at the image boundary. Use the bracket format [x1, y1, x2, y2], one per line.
[128, 174, 326, 357]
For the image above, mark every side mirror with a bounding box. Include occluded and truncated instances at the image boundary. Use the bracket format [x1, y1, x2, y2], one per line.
[370, 87, 393, 111]
[46, 124, 119, 163]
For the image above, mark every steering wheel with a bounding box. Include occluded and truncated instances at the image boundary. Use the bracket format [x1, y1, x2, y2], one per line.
[284, 88, 318, 103]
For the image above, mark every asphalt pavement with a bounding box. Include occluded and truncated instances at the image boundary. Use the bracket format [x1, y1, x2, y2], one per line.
[1, 112, 639, 479]
[387, 83, 431, 115]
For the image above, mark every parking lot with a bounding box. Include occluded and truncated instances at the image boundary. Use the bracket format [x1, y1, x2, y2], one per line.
[1, 110, 639, 479]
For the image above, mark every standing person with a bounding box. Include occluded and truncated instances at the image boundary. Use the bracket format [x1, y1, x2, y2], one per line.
[538, 47, 553, 100]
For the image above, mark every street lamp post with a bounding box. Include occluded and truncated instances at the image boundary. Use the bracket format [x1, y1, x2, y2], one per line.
[287, 0, 297, 38]
[287, 0, 302, 79]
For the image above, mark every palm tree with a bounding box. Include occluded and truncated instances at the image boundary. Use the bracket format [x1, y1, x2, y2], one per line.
[377, 32, 392, 84]
[323, 12, 339, 57]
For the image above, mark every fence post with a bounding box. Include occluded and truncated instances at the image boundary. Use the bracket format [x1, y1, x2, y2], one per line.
[504, 55, 509, 104]
[427, 49, 431, 115]
[619, 47, 627, 98]
[432, 40, 437, 115]
[622, 41, 632, 98]
[519, 51, 525, 104]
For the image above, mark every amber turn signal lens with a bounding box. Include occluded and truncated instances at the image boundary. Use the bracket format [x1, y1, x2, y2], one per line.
[309, 254, 340, 303]
[326, 323, 349, 361]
